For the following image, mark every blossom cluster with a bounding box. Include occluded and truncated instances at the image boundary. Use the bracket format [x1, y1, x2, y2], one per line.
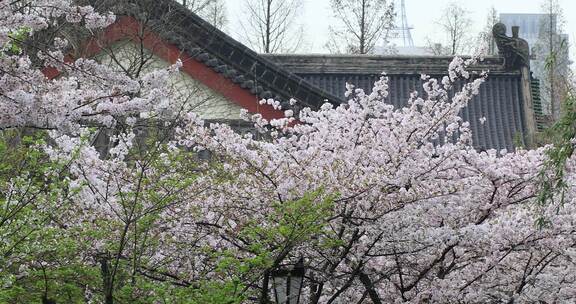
[172, 57, 576, 302]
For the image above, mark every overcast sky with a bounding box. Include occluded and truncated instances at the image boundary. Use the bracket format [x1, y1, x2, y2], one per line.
[223, 0, 575, 62]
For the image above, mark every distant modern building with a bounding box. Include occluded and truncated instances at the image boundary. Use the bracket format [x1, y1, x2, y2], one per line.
[500, 13, 570, 120]
[500, 14, 554, 45]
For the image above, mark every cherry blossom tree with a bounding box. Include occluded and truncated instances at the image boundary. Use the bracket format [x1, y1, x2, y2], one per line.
[0, 1, 211, 302]
[174, 59, 575, 303]
[3, 1, 576, 303]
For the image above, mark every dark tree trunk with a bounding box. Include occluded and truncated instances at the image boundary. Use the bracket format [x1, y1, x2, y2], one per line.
[359, 0, 366, 54]
[265, 0, 272, 53]
[260, 270, 271, 303]
[42, 296, 56, 304]
[100, 257, 114, 304]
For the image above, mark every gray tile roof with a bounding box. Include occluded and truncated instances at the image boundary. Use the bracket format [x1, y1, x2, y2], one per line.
[265, 54, 529, 151]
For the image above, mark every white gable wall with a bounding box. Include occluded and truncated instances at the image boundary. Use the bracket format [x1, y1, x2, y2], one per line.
[97, 40, 243, 120]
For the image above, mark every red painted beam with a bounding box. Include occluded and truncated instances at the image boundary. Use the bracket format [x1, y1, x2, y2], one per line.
[43, 16, 285, 120]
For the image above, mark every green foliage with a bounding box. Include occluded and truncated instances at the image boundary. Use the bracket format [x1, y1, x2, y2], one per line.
[536, 91, 576, 225]
[0, 125, 339, 303]
[2, 27, 30, 55]
[533, 31, 575, 226]
[241, 191, 333, 244]
[0, 130, 96, 303]
[513, 132, 525, 150]
[544, 38, 568, 72]
[186, 280, 245, 304]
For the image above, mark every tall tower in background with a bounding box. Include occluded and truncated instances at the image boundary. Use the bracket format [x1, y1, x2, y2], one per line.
[391, 0, 414, 47]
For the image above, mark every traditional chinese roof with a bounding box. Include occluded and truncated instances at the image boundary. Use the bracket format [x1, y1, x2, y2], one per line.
[264, 54, 532, 151]
[86, 0, 342, 115]
[84, 0, 539, 151]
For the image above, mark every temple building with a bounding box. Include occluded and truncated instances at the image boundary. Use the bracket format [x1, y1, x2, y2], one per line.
[78, 0, 542, 151]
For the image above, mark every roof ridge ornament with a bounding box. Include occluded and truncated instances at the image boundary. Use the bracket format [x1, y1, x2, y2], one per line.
[492, 22, 530, 70]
